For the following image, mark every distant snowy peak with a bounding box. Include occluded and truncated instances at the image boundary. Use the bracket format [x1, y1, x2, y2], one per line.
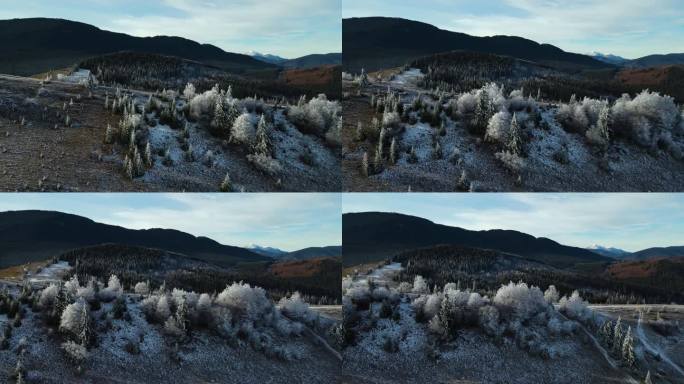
[586, 244, 631, 258]
[247, 51, 288, 65]
[587, 52, 630, 66]
[248, 244, 288, 258]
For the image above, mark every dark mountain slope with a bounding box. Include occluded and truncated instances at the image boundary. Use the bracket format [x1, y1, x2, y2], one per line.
[283, 53, 342, 69]
[286, 245, 342, 260]
[626, 246, 684, 260]
[626, 53, 684, 68]
[0, 18, 274, 76]
[342, 212, 609, 268]
[0, 210, 268, 268]
[343, 17, 611, 73]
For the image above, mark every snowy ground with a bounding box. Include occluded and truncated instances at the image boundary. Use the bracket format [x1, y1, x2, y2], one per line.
[342, 68, 684, 191]
[0, 282, 341, 383]
[342, 265, 667, 384]
[27, 261, 71, 288]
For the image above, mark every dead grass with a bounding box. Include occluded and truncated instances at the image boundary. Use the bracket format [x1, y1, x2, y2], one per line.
[0, 259, 50, 281]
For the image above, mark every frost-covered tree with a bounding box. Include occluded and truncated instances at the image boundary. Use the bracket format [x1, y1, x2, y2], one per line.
[644, 371, 653, 384]
[622, 325, 635, 366]
[144, 142, 153, 167]
[613, 316, 624, 355]
[99, 275, 123, 302]
[412, 276, 429, 294]
[599, 319, 614, 348]
[231, 112, 256, 145]
[104, 124, 116, 144]
[134, 281, 150, 295]
[508, 113, 523, 155]
[253, 114, 272, 157]
[183, 83, 196, 100]
[558, 290, 591, 322]
[389, 137, 397, 165]
[220, 172, 232, 192]
[361, 152, 369, 177]
[475, 89, 491, 133]
[544, 285, 559, 304]
[59, 298, 89, 344]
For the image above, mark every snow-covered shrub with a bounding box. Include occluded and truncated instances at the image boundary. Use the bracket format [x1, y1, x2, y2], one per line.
[39, 283, 59, 309]
[183, 83, 196, 100]
[485, 111, 511, 144]
[412, 275, 429, 294]
[156, 295, 172, 321]
[164, 316, 185, 338]
[371, 286, 391, 302]
[397, 282, 413, 294]
[231, 112, 256, 145]
[134, 281, 150, 295]
[98, 275, 123, 302]
[279, 292, 317, 325]
[508, 90, 538, 112]
[325, 116, 342, 147]
[287, 94, 341, 137]
[59, 298, 89, 341]
[413, 293, 443, 320]
[239, 97, 264, 114]
[61, 341, 88, 365]
[558, 290, 592, 322]
[76, 279, 95, 302]
[611, 90, 681, 148]
[495, 150, 525, 173]
[247, 153, 282, 176]
[216, 282, 273, 322]
[544, 285, 559, 304]
[64, 276, 80, 297]
[188, 85, 220, 120]
[479, 305, 502, 336]
[455, 92, 478, 115]
[493, 282, 547, 321]
[382, 111, 400, 128]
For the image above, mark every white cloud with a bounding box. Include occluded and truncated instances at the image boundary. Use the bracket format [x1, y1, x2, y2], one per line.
[105, 0, 341, 57]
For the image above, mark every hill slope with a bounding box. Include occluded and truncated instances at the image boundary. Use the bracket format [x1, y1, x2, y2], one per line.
[0, 18, 274, 76]
[626, 53, 684, 68]
[286, 246, 342, 260]
[627, 246, 684, 260]
[0, 210, 268, 268]
[342, 17, 610, 73]
[342, 212, 609, 268]
[283, 53, 342, 69]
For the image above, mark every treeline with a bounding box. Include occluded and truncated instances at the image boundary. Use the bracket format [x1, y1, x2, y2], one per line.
[391, 245, 684, 304]
[57, 244, 340, 304]
[408, 51, 645, 103]
[79, 52, 339, 101]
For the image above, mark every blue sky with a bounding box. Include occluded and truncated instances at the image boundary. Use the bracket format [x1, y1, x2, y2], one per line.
[0, 193, 341, 251]
[343, 0, 684, 59]
[342, 193, 684, 252]
[1, 0, 341, 58]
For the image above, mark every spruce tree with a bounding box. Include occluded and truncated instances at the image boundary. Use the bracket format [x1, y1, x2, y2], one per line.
[389, 137, 397, 165]
[509, 113, 523, 155]
[622, 326, 635, 366]
[253, 114, 272, 157]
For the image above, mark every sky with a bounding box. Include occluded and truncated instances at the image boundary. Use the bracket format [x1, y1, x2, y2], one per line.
[343, 0, 684, 59]
[342, 193, 684, 252]
[0, 193, 341, 251]
[0, 0, 341, 58]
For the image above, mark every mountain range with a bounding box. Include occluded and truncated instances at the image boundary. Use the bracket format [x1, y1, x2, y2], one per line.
[0, 210, 270, 268]
[343, 212, 609, 268]
[250, 52, 342, 69]
[249, 245, 342, 260]
[0, 18, 339, 77]
[343, 17, 611, 73]
[588, 52, 684, 68]
[344, 212, 683, 268]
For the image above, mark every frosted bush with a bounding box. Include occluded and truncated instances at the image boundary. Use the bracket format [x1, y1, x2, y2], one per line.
[486, 111, 511, 144]
[76, 279, 95, 302]
[156, 295, 171, 321]
[247, 153, 282, 176]
[422, 293, 443, 319]
[140, 295, 159, 319]
[62, 341, 88, 364]
[134, 281, 150, 295]
[479, 305, 502, 336]
[495, 151, 525, 173]
[559, 290, 592, 322]
[164, 316, 185, 337]
[279, 292, 316, 324]
[544, 285, 559, 304]
[188, 85, 220, 119]
[64, 276, 80, 297]
[412, 275, 429, 294]
[342, 276, 354, 292]
[397, 281, 413, 293]
[59, 298, 89, 338]
[183, 83, 196, 100]
[508, 90, 538, 112]
[287, 94, 341, 137]
[611, 90, 680, 147]
[493, 282, 547, 321]
[99, 275, 123, 302]
[231, 112, 256, 145]
[382, 111, 401, 128]
[39, 283, 59, 309]
[216, 282, 273, 322]
[467, 292, 489, 308]
[455, 92, 478, 115]
[480, 83, 507, 111]
[239, 97, 264, 114]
